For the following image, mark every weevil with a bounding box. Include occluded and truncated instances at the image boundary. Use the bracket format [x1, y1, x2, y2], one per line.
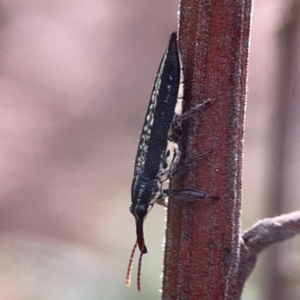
[126, 32, 217, 291]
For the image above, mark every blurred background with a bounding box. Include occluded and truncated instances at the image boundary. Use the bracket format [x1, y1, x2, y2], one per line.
[0, 0, 299, 299]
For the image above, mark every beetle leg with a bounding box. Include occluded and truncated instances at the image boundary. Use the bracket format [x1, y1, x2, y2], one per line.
[175, 99, 214, 123]
[164, 188, 219, 201]
[171, 149, 213, 178]
[170, 99, 214, 140]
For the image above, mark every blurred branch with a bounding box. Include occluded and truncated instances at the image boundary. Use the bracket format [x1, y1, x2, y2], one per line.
[236, 211, 300, 298]
[243, 211, 300, 253]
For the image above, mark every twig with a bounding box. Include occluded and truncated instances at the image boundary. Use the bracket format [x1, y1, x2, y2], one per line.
[236, 211, 300, 298]
[243, 211, 300, 253]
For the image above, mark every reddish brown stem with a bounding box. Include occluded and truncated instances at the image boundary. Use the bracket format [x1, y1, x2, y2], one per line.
[162, 1, 252, 299]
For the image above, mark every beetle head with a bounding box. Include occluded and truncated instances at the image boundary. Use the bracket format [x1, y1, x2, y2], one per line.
[130, 176, 161, 252]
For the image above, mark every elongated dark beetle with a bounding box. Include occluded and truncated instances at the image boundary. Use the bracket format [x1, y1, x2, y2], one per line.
[126, 32, 218, 291]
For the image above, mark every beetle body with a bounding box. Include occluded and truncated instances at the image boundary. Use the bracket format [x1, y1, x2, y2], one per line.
[126, 32, 216, 291]
[130, 32, 183, 254]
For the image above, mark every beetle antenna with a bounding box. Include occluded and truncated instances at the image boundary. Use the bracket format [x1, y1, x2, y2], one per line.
[126, 241, 138, 287]
[137, 249, 144, 292]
